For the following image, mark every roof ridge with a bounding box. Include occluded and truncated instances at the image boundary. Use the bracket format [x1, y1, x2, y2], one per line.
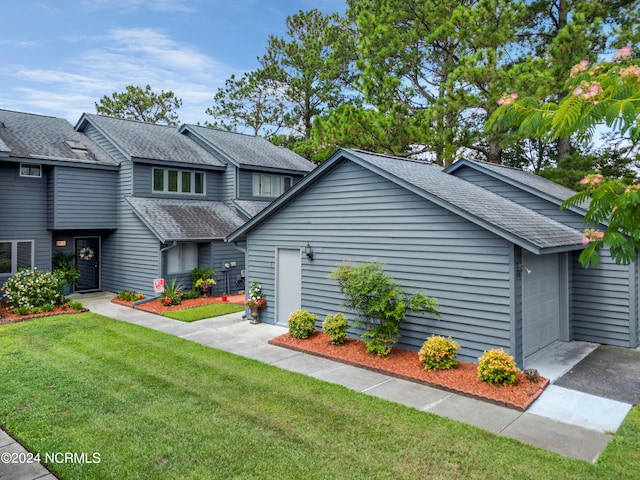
[187, 124, 265, 140]
[0, 108, 66, 121]
[86, 113, 177, 129]
[350, 148, 435, 166]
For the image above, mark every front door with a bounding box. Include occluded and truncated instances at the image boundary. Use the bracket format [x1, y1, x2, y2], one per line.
[276, 248, 301, 325]
[75, 237, 100, 291]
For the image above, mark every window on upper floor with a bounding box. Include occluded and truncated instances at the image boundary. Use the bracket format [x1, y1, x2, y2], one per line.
[20, 163, 41, 178]
[252, 173, 292, 198]
[167, 242, 198, 274]
[0, 240, 34, 275]
[153, 168, 205, 195]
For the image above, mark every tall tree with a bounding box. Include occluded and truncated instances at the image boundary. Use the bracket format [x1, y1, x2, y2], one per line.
[205, 70, 286, 136]
[345, 0, 536, 166]
[95, 85, 182, 125]
[260, 9, 355, 140]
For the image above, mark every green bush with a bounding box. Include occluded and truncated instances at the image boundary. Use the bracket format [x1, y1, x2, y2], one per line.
[116, 290, 146, 302]
[67, 300, 83, 310]
[323, 313, 348, 345]
[477, 349, 520, 386]
[41, 304, 54, 312]
[160, 279, 183, 306]
[288, 309, 317, 339]
[15, 306, 30, 315]
[419, 335, 460, 371]
[2, 268, 64, 310]
[181, 289, 201, 300]
[328, 262, 441, 356]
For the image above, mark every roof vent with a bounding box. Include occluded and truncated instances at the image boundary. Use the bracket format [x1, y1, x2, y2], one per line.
[65, 140, 88, 151]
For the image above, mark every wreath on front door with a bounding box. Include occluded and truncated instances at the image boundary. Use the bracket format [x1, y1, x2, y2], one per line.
[79, 247, 94, 261]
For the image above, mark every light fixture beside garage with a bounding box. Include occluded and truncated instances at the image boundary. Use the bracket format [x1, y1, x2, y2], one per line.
[305, 242, 314, 261]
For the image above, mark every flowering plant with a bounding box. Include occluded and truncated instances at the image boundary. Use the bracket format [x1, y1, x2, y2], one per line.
[246, 280, 267, 309]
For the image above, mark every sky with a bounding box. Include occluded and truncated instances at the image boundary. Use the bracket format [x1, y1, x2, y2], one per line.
[0, 0, 345, 125]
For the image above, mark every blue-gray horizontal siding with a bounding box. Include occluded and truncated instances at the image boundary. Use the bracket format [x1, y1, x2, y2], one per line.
[245, 160, 514, 362]
[50, 167, 117, 229]
[98, 161, 160, 297]
[132, 163, 222, 200]
[0, 162, 52, 283]
[453, 168, 586, 229]
[571, 250, 635, 346]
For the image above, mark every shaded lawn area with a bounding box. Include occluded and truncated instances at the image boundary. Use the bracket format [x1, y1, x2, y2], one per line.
[161, 303, 245, 322]
[0, 313, 638, 480]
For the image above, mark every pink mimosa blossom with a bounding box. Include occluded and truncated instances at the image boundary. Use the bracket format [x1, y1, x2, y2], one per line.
[582, 236, 590, 245]
[614, 46, 632, 59]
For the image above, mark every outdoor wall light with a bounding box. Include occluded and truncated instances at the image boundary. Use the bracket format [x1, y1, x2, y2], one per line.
[305, 242, 314, 261]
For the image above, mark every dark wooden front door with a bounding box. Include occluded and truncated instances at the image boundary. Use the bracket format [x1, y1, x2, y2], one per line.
[75, 237, 100, 291]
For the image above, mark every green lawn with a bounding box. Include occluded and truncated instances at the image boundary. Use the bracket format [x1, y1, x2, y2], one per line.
[161, 303, 245, 322]
[0, 313, 638, 479]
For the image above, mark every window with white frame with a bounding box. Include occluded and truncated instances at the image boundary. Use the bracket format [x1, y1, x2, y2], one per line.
[153, 168, 204, 195]
[20, 163, 42, 178]
[167, 242, 198, 274]
[0, 240, 34, 274]
[252, 173, 292, 197]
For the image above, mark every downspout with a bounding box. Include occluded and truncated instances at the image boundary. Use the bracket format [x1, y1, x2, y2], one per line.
[159, 241, 178, 290]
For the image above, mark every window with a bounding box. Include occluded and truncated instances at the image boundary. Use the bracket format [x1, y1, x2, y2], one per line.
[252, 173, 293, 197]
[167, 243, 198, 274]
[153, 168, 204, 195]
[20, 163, 41, 178]
[0, 240, 34, 274]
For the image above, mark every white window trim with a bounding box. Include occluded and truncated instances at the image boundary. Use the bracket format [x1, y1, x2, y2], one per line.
[19, 163, 42, 178]
[252, 173, 293, 198]
[0, 240, 34, 275]
[152, 168, 205, 195]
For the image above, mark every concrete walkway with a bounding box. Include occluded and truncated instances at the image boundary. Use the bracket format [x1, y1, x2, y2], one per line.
[1, 292, 634, 478]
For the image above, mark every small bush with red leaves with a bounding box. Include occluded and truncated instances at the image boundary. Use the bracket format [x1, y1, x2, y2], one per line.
[477, 349, 519, 386]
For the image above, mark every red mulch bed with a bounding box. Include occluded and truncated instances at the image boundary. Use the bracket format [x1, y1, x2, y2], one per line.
[269, 331, 549, 411]
[112, 294, 246, 314]
[0, 302, 87, 324]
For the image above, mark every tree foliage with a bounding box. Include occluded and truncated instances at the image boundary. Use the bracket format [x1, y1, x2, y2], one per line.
[95, 84, 182, 125]
[328, 262, 440, 356]
[205, 71, 286, 136]
[490, 46, 640, 267]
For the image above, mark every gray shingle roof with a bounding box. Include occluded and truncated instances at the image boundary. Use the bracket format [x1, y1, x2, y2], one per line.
[78, 114, 225, 168]
[126, 197, 247, 242]
[232, 200, 272, 218]
[182, 124, 314, 172]
[345, 149, 584, 251]
[448, 158, 589, 210]
[0, 109, 117, 165]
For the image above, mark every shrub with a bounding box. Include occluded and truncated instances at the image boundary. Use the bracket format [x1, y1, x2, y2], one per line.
[288, 309, 317, 339]
[67, 300, 83, 310]
[117, 290, 145, 302]
[328, 262, 440, 356]
[524, 368, 541, 383]
[160, 278, 183, 306]
[31, 307, 42, 314]
[15, 306, 30, 315]
[182, 289, 201, 300]
[2, 268, 64, 310]
[41, 304, 54, 312]
[323, 313, 348, 345]
[477, 349, 519, 386]
[419, 335, 460, 371]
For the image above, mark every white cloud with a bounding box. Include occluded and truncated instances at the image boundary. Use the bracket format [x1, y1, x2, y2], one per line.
[2, 27, 239, 124]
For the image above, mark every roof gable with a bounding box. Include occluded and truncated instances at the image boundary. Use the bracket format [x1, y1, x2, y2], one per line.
[180, 124, 315, 173]
[228, 148, 584, 254]
[0, 108, 117, 166]
[445, 158, 589, 211]
[76, 114, 225, 169]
